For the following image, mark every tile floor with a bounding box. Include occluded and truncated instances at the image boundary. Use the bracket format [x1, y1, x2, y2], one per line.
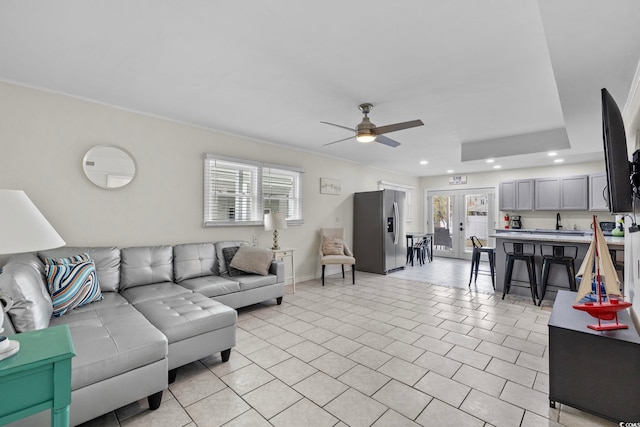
[80, 258, 618, 427]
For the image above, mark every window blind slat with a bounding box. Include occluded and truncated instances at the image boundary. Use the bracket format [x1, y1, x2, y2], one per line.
[205, 158, 261, 224]
[205, 156, 303, 227]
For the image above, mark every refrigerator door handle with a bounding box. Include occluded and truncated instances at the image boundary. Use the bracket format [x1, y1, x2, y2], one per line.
[393, 202, 399, 245]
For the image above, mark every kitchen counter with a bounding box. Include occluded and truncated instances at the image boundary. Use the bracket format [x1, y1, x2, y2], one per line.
[491, 229, 624, 248]
[491, 230, 625, 302]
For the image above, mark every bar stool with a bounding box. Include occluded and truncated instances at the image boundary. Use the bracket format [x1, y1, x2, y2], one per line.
[423, 235, 432, 263]
[538, 244, 578, 306]
[412, 237, 430, 266]
[468, 236, 495, 289]
[411, 239, 424, 265]
[502, 242, 538, 304]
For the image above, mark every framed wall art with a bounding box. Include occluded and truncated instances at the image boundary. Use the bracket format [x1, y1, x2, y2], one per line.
[320, 177, 341, 195]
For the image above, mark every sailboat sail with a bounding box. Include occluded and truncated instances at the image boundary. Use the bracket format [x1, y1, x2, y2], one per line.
[574, 219, 621, 303]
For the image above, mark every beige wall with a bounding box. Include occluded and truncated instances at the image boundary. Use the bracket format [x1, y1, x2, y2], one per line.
[0, 82, 420, 282]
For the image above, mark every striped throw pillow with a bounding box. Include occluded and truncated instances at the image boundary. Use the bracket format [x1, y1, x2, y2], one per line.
[45, 253, 103, 317]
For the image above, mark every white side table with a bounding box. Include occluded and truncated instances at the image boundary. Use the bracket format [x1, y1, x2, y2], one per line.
[272, 248, 295, 293]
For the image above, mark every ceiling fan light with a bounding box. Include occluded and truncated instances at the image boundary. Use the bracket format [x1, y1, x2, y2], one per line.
[356, 133, 376, 143]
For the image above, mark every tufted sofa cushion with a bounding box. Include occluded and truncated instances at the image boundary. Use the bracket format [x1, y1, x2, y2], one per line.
[39, 247, 122, 292]
[133, 293, 237, 344]
[228, 274, 277, 291]
[120, 282, 191, 305]
[173, 243, 216, 283]
[179, 275, 240, 298]
[49, 303, 168, 390]
[120, 245, 174, 290]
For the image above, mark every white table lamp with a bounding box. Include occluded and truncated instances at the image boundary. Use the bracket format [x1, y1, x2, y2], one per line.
[264, 213, 287, 250]
[0, 190, 66, 255]
[0, 189, 65, 347]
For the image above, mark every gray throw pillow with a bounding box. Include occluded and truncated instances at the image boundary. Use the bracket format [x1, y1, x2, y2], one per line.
[229, 244, 273, 276]
[222, 246, 245, 277]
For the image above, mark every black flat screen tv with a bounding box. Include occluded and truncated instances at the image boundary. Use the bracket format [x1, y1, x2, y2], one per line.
[601, 88, 633, 213]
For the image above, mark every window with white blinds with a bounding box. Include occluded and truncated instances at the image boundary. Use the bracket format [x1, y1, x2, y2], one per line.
[204, 155, 303, 226]
[263, 165, 303, 225]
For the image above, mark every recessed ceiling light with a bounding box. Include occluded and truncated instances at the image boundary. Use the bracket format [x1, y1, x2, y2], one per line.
[548, 152, 558, 157]
[419, 160, 428, 165]
[493, 165, 501, 169]
[554, 158, 564, 163]
[486, 159, 495, 163]
[446, 169, 454, 173]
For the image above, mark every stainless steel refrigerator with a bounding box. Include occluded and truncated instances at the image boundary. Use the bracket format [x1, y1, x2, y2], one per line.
[353, 189, 406, 274]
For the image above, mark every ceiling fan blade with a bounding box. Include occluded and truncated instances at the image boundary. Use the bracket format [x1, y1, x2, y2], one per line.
[376, 135, 401, 148]
[323, 135, 356, 146]
[320, 121, 355, 132]
[374, 119, 424, 135]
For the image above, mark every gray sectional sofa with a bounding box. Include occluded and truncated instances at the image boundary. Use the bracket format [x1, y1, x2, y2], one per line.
[0, 241, 285, 426]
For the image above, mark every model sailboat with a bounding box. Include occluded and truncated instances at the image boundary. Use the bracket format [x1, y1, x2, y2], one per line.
[573, 216, 631, 331]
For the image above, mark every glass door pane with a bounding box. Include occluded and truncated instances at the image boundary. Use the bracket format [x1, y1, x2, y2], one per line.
[427, 188, 495, 260]
[432, 194, 453, 254]
[464, 194, 489, 254]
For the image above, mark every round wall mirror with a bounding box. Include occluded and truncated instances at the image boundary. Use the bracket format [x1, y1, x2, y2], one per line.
[82, 145, 137, 189]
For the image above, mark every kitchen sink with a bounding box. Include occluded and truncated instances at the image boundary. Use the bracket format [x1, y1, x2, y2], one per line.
[533, 229, 586, 236]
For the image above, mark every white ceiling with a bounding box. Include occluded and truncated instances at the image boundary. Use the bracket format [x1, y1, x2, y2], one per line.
[1, 1, 640, 177]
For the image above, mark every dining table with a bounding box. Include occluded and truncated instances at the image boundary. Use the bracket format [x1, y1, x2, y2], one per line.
[406, 232, 434, 265]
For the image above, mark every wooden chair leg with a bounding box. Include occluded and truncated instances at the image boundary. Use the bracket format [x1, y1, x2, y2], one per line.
[322, 265, 325, 286]
[352, 265, 355, 284]
[341, 264, 345, 278]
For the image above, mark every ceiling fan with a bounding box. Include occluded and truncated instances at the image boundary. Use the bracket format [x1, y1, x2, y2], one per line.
[321, 103, 424, 148]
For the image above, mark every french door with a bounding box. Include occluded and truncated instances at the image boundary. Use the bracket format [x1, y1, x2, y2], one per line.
[426, 188, 495, 259]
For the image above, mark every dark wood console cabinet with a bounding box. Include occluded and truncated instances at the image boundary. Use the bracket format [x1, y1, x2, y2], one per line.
[549, 291, 640, 422]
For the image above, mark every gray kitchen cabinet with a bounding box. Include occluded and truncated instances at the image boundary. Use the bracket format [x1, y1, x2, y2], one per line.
[499, 181, 515, 211]
[515, 179, 535, 210]
[589, 173, 609, 211]
[534, 175, 588, 210]
[499, 179, 534, 211]
[560, 175, 588, 210]
[535, 178, 561, 210]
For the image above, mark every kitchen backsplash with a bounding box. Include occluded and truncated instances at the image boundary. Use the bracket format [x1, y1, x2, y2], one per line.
[499, 210, 617, 231]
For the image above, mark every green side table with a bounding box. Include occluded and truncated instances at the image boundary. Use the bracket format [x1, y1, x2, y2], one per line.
[0, 324, 76, 426]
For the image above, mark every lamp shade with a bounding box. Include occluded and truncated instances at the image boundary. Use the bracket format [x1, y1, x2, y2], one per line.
[264, 212, 287, 231]
[0, 190, 65, 255]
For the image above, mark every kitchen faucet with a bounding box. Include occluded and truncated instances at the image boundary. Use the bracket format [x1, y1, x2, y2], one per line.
[556, 212, 562, 230]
